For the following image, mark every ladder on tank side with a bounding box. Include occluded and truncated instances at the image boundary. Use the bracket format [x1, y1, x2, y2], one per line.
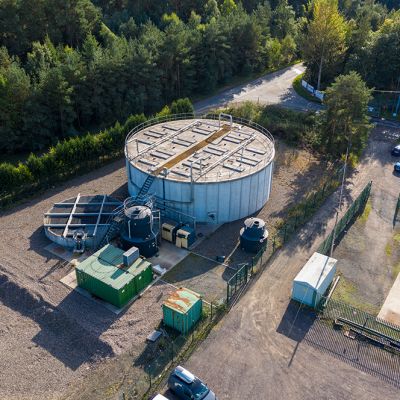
[137, 175, 155, 197]
[95, 204, 125, 250]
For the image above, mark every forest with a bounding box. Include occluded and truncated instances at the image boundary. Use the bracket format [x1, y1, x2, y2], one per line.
[0, 0, 399, 155]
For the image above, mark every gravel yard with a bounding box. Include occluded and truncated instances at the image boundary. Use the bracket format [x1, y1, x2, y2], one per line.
[0, 139, 327, 400]
[193, 139, 329, 267]
[332, 127, 400, 314]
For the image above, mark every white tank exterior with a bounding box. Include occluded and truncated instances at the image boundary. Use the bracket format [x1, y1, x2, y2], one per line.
[125, 115, 274, 224]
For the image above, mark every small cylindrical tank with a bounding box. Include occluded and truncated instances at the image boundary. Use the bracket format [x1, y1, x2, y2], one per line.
[240, 217, 268, 253]
[120, 204, 158, 257]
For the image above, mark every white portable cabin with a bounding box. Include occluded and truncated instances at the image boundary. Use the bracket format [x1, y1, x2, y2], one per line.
[291, 252, 337, 309]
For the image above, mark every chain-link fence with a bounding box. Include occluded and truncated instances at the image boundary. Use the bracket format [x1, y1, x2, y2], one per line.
[394, 193, 400, 226]
[226, 166, 343, 304]
[119, 301, 225, 400]
[319, 297, 400, 350]
[318, 181, 372, 255]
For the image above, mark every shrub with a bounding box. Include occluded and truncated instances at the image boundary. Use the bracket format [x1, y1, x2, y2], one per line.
[0, 98, 192, 206]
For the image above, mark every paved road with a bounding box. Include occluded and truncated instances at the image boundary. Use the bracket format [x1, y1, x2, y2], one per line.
[162, 126, 400, 400]
[194, 64, 322, 113]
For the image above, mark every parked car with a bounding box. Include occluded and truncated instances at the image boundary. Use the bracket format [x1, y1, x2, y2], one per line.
[168, 366, 217, 400]
[392, 145, 400, 156]
[394, 162, 400, 173]
[152, 395, 170, 400]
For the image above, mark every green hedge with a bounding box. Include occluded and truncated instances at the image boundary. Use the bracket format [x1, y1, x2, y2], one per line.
[0, 98, 194, 208]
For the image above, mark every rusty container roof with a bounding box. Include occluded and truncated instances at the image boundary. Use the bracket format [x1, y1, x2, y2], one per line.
[163, 288, 202, 314]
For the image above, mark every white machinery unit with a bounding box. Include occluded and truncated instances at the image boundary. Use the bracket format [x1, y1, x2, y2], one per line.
[161, 222, 182, 243]
[175, 226, 196, 249]
[123, 246, 140, 267]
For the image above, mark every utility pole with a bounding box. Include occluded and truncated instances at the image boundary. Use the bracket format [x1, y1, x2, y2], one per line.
[330, 125, 352, 257]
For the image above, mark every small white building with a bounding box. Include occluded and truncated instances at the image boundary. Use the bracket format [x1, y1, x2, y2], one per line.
[291, 252, 337, 309]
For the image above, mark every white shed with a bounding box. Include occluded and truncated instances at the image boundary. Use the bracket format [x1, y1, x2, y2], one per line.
[291, 252, 337, 309]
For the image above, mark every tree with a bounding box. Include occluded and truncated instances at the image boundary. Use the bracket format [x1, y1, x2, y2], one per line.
[221, 0, 237, 15]
[301, 0, 347, 90]
[270, 0, 297, 40]
[204, 0, 220, 22]
[0, 54, 31, 152]
[170, 98, 194, 114]
[322, 72, 372, 157]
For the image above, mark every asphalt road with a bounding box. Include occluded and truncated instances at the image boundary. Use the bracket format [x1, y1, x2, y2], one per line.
[194, 63, 322, 113]
[161, 126, 400, 400]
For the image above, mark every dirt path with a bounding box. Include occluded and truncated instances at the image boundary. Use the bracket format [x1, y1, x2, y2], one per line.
[174, 126, 400, 400]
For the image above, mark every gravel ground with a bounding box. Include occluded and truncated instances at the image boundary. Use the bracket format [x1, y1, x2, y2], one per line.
[0, 137, 326, 400]
[162, 125, 400, 400]
[332, 126, 400, 313]
[194, 139, 328, 267]
[0, 159, 175, 400]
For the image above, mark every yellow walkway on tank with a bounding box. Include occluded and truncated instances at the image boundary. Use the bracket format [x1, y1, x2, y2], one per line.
[152, 124, 231, 175]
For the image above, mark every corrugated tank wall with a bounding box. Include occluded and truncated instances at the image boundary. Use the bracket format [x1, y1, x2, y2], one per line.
[127, 160, 273, 224]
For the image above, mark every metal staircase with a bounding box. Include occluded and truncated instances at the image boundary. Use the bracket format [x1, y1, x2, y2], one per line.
[137, 175, 155, 197]
[95, 204, 125, 250]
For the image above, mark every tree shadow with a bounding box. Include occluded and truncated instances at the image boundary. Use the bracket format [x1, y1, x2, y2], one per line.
[0, 273, 117, 371]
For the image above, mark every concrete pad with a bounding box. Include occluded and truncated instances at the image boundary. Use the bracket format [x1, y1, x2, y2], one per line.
[44, 242, 90, 266]
[59, 269, 161, 315]
[378, 273, 400, 326]
[148, 241, 189, 271]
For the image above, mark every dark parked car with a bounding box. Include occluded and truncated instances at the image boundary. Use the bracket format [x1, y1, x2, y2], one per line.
[394, 162, 400, 173]
[392, 145, 400, 156]
[168, 366, 217, 400]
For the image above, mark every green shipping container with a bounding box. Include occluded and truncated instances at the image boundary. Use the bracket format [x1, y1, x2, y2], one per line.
[75, 244, 153, 308]
[163, 288, 202, 335]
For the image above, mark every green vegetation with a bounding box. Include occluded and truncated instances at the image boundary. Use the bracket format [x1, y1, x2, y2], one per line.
[359, 199, 372, 223]
[292, 73, 322, 103]
[0, 98, 193, 208]
[393, 263, 400, 279]
[223, 102, 320, 149]
[300, 0, 347, 91]
[332, 274, 380, 315]
[385, 242, 392, 257]
[322, 72, 372, 157]
[1, 0, 300, 155]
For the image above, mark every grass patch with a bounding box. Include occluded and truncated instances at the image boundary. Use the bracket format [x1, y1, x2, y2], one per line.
[394, 233, 400, 243]
[359, 199, 372, 224]
[332, 274, 380, 315]
[385, 242, 392, 257]
[292, 73, 322, 104]
[392, 262, 400, 280]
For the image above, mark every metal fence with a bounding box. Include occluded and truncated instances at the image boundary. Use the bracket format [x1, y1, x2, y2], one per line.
[226, 166, 343, 304]
[120, 301, 224, 400]
[394, 193, 400, 227]
[319, 297, 400, 350]
[318, 181, 372, 255]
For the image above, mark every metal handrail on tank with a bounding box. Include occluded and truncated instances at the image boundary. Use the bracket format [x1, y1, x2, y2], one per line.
[124, 113, 275, 183]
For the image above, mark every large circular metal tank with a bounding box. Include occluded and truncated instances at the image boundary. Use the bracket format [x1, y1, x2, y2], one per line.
[44, 195, 122, 250]
[125, 114, 275, 224]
